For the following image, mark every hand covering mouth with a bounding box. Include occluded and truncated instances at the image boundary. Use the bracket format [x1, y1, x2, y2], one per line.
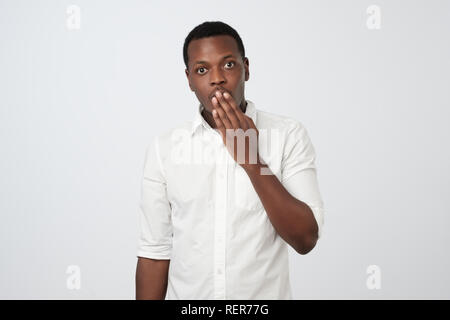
[208, 87, 228, 101]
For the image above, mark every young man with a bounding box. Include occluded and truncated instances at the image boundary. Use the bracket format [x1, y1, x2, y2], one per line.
[135, 21, 325, 300]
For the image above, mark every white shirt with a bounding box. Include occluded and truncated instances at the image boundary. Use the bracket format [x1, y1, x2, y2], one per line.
[137, 99, 325, 300]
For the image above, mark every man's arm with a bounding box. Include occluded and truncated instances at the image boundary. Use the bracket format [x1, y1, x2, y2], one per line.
[135, 257, 170, 300]
[244, 163, 319, 255]
[210, 91, 324, 254]
[136, 137, 173, 299]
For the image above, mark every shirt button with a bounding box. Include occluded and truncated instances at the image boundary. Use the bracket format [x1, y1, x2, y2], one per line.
[217, 268, 222, 275]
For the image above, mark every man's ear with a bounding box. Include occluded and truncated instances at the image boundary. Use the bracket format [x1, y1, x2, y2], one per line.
[243, 57, 250, 81]
[185, 68, 194, 91]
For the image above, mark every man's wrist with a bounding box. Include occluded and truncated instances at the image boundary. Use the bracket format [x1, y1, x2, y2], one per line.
[240, 156, 268, 176]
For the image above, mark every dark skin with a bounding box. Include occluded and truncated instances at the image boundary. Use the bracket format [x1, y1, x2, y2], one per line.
[185, 35, 249, 129]
[135, 257, 169, 300]
[185, 35, 319, 255]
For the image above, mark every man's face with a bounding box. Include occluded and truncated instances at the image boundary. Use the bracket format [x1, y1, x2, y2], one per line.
[185, 35, 249, 113]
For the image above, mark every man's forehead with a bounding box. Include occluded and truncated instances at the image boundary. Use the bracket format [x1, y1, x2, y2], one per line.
[188, 35, 239, 57]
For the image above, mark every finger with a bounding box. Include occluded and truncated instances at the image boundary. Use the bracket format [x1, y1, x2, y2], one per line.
[215, 91, 240, 130]
[212, 109, 226, 139]
[223, 92, 249, 130]
[211, 96, 232, 129]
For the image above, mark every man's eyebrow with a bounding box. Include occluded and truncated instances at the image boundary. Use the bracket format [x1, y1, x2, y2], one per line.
[194, 54, 234, 65]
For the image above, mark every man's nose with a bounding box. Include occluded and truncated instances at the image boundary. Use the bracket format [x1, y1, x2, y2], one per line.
[210, 67, 226, 86]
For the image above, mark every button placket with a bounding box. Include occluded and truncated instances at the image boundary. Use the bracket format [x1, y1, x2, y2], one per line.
[213, 146, 227, 300]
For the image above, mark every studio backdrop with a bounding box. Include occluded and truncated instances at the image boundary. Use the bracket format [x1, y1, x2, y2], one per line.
[0, 0, 449, 299]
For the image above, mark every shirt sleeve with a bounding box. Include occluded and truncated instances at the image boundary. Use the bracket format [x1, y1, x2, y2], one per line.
[137, 136, 173, 259]
[280, 122, 325, 239]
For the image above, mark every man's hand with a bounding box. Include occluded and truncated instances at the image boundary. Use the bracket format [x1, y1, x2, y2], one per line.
[211, 90, 260, 170]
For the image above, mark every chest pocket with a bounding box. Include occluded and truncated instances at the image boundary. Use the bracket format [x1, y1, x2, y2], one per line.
[167, 163, 212, 206]
[233, 165, 264, 211]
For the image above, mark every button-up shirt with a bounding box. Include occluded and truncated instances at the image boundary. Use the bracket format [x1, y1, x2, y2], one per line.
[137, 99, 325, 299]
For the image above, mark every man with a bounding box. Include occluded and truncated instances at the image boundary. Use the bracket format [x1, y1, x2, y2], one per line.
[135, 21, 325, 300]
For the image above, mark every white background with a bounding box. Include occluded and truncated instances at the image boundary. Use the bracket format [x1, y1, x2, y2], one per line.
[0, 0, 449, 299]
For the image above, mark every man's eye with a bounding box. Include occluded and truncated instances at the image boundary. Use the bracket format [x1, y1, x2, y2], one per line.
[225, 61, 235, 69]
[196, 67, 207, 74]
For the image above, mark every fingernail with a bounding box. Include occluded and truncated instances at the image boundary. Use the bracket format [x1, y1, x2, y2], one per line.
[223, 92, 229, 98]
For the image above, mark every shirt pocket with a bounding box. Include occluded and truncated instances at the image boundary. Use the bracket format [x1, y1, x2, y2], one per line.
[233, 165, 263, 211]
[167, 164, 212, 207]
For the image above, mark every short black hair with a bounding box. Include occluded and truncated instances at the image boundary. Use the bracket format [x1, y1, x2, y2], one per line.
[183, 21, 246, 70]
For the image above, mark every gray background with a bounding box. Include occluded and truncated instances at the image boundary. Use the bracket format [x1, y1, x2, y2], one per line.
[1, 0, 449, 299]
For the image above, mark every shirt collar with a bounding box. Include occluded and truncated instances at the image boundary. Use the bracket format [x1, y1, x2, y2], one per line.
[191, 99, 257, 136]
